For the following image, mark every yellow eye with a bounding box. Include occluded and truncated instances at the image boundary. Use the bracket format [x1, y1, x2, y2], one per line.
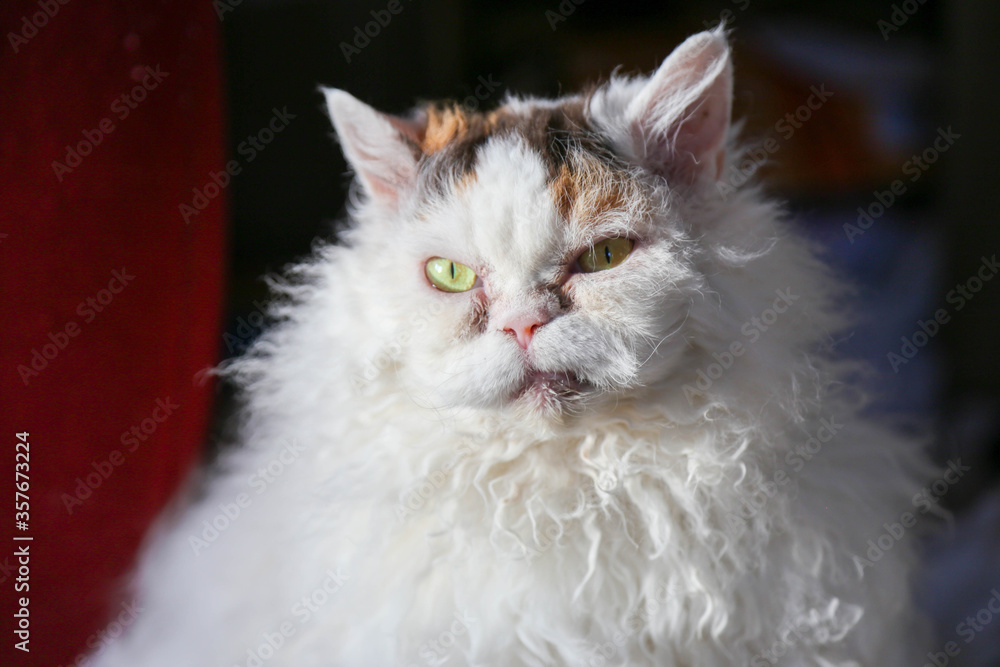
[578, 238, 634, 273]
[425, 257, 477, 292]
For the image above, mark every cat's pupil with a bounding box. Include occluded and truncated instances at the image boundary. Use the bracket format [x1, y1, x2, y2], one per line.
[450, 262, 455, 279]
[604, 245, 612, 264]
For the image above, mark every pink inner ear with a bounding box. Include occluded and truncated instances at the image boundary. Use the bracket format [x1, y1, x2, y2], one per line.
[357, 111, 430, 205]
[386, 112, 428, 147]
[342, 139, 412, 205]
[639, 80, 730, 185]
[670, 87, 730, 181]
[628, 33, 732, 186]
[325, 89, 424, 210]
[366, 175, 404, 203]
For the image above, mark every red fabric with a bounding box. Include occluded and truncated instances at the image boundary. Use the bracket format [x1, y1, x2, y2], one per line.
[1, 1, 227, 665]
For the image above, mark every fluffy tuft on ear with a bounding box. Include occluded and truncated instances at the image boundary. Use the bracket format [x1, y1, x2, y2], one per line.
[322, 88, 425, 210]
[590, 29, 733, 187]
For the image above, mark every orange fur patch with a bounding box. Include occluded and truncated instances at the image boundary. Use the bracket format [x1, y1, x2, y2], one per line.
[420, 105, 504, 154]
[551, 164, 578, 221]
[549, 153, 630, 228]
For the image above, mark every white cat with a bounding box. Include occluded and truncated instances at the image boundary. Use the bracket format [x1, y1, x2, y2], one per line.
[94, 29, 932, 666]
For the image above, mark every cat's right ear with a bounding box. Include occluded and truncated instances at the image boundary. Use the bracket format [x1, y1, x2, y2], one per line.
[589, 29, 732, 189]
[322, 88, 425, 210]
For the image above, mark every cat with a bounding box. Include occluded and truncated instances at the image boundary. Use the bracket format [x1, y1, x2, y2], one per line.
[93, 28, 933, 666]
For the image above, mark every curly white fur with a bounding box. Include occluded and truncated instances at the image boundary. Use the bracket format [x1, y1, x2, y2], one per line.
[93, 29, 932, 667]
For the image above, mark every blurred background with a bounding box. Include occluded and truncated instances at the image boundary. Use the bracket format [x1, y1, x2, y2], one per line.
[3, 0, 999, 665]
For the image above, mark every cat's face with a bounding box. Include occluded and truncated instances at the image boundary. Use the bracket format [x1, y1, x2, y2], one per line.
[389, 129, 700, 419]
[326, 30, 733, 421]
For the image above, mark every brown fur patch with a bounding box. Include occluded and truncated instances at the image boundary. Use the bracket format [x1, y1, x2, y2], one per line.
[421, 105, 474, 154]
[549, 151, 632, 229]
[415, 98, 600, 183]
[546, 279, 574, 312]
[412, 93, 641, 230]
[466, 291, 489, 335]
[550, 164, 578, 221]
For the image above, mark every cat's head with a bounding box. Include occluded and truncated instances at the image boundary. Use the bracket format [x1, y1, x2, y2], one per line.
[322, 30, 760, 422]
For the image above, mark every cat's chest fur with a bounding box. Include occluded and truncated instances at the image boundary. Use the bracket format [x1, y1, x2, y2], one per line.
[266, 398, 816, 665]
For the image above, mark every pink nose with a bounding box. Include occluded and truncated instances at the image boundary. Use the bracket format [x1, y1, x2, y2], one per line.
[500, 312, 549, 349]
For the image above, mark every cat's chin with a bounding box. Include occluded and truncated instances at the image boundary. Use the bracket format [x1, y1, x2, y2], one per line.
[511, 370, 586, 420]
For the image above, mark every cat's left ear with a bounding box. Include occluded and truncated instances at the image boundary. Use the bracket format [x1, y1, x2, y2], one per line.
[592, 29, 732, 186]
[323, 88, 425, 210]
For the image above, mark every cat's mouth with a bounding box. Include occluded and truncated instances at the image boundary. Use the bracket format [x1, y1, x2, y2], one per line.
[512, 369, 585, 415]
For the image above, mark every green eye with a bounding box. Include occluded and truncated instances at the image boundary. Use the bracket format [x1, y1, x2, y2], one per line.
[425, 257, 477, 292]
[578, 238, 634, 273]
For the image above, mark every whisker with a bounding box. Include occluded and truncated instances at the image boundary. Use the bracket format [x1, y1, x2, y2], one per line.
[640, 307, 691, 367]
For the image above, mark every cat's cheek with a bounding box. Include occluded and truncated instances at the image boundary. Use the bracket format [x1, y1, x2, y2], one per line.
[566, 281, 642, 332]
[412, 336, 524, 409]
[414, 289, 490, 345]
